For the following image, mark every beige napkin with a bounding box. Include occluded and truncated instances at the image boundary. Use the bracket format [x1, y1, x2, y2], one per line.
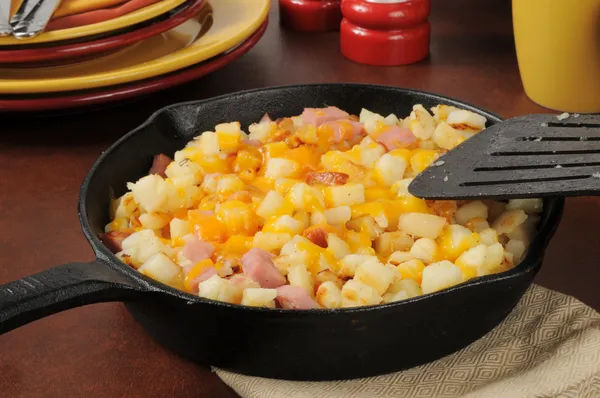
[215, 284, 600, 398]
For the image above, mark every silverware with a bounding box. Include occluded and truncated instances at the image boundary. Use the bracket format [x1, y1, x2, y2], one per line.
[12, 0, 62, 39]
[9, 0, 39, 28]
[0, 0, 11, 36]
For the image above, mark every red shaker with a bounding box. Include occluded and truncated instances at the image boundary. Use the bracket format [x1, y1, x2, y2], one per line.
[340, 0, 431, 66]
[279, 0, 342, 32]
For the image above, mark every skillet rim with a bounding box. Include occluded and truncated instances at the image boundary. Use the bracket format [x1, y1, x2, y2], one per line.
[79, 82, 565, 314]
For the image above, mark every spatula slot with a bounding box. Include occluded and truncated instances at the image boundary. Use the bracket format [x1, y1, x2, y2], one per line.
[517, 136, 600, 142]
[461, 175, 589, 187]
[475, 162, 600, 171]
[546, 122, 600, 128]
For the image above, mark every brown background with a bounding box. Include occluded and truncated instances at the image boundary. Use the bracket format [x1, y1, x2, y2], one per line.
[1, 0, 598, 397]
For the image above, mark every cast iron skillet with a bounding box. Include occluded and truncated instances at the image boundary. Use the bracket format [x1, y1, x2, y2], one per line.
[0, 84, 564, 381]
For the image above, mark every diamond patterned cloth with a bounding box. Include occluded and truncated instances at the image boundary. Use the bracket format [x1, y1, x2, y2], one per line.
[215, 284, 600, 398]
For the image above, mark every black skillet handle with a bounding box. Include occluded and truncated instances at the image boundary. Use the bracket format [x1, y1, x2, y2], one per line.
[0, 260, 147, 334]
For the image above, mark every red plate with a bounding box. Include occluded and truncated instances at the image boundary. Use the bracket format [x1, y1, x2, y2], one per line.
[0, 0, 205, 65]
[0, 20, 267, 113]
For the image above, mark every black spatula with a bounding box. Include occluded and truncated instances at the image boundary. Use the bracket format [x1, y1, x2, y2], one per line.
[408, 113, 600, 200]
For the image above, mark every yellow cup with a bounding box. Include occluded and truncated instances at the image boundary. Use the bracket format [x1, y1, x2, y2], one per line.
[512, 0, 600, 113]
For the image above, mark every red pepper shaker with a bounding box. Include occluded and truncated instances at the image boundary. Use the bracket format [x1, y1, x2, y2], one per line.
[279, 0, 342, 32]
[340, 0, 431, 66]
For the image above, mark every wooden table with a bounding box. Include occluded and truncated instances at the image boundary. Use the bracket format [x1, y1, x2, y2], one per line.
[1, 1, 598, 396]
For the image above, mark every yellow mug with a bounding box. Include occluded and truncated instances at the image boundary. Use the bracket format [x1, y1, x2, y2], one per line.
[512, 0, 600, 113]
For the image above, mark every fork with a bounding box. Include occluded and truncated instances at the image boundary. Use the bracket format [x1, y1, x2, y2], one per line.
[0, 0, 11, 36]
[11, 0, 61, 39]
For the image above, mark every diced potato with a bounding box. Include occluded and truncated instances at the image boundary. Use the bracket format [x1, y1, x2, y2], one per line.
[316, 270, 344, 290]
[421, 260, 464, 294]
[506, 198, 543, 213]
[383, 290, 409, 303]
[241, 288, 277, 308]
[197, 275, 237, 303]
[216, 175, 246, 194]
[419, 140, 437, 150]
[505, 214, 539, 246]
[273, 252, 308, 275]
[121, 230, 165, 264]
[409, 105, 436, 140]
[388, 251, 415, 265]
[432, 122, 464, 150]
[196, 131, 220, 155]
[431, 104, 460, 122]
[252, 232, 292, 252]
[165, 158, 203, 182]
[138, 252, 181, 285]
[455, 201, 488, 225]
[387, 278, 422, 298]
[280, 235, 311, 256]
[384, 113, 399, 126]
[375, 231, 414, 257]
[492, 210, 528, 235]
[465, 217, 490, 233]
[264, 158, 300, 178]
[327, 233, 351, 260]
[398, 213, 447, 239]
[455, 244, 488, 279]
[339, 254, 377, 279]
[216, 122, 243, 153]
[354, 259, 394, 295]
[139, 213, 171, 230]
[201, 173, 221, 194]
[347, 215, 384, 241]
[410, 238, 438, 264]
[479, 228, 499, 245]
[373, 153, 407, 187]
[114, 192, 139, 219]
[324, 184, 365, 207]
[506, 240, 526, 263]
[248, 121, 273, 142]
[447, 110, 487, 130]
[316, 281, 343, 309]
[482, 242, 505, 274]
[324, 206, 352, 225]
[256, 190, 286, 219]
[287, 183, 325, 211]
[360, 108, 385, 135]
[341, 280, 382, 308]
[127, 174, 168, 213]
[396, 259, 425, 282]
[409, 149, 440, 174]
[392, 178, 414, 197]
[288, 264, 314, 296]
[263, 215, 303, 235]
[310, 211, 326, 226]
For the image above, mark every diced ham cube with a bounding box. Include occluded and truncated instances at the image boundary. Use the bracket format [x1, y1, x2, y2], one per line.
[305, 172, 349, 186]
[100, 231, 131, 253]
[325, 120, 364, 143]
[241, 248, 286, 288]
[301, 106, 350, 127]
[375, 126, 417, 150]
[149, 154, 172, 177]
[276, 285, 319, 310]
[182, 235, 215, 263]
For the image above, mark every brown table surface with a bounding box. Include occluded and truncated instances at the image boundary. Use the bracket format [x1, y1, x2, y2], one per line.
[1, 0, 599, 397]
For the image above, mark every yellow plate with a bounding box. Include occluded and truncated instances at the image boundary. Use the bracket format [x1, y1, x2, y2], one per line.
[0, 0, 188, 46]
[0, 0, 270, 94]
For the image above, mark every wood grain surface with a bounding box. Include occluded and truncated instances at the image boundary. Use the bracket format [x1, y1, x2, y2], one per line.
[1, 1, 598, 397]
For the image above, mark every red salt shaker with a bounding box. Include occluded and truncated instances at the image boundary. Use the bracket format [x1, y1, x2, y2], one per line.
[340, 0, 431, 66]
[279, 0, 342, 32]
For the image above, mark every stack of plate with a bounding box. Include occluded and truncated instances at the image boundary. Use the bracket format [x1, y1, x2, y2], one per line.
[0, 0, 269, 112]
